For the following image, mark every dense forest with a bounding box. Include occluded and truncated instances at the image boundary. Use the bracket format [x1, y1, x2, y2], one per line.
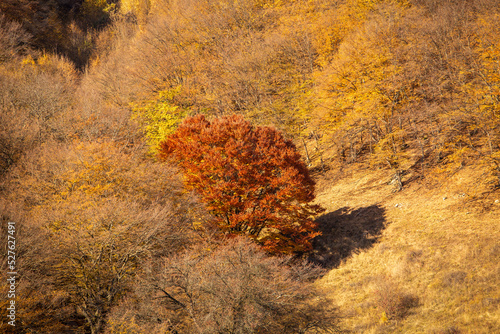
[1, 0, 499, 333]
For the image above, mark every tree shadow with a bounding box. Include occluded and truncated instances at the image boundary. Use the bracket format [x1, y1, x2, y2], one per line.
[309, 205, 387, 269]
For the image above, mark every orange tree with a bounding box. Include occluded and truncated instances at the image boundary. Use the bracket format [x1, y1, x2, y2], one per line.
[159, 114, 324, 254]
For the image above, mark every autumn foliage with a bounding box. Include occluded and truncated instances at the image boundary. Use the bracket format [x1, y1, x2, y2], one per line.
[159, 114, 324, 254]
[1, 0, 500, 333]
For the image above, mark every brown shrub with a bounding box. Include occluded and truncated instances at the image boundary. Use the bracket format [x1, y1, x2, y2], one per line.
[373, 277, 419, 320]
[0, 54, 77, 178]
[1, 139, 207, 333]
[110, 238, 340, 333]
[0, 14, 30, 62]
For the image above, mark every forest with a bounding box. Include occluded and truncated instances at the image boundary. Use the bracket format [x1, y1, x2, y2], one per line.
[1, 0, 499, 333]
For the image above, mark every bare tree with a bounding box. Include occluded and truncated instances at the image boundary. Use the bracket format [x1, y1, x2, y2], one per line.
[130, 238, 340, 334]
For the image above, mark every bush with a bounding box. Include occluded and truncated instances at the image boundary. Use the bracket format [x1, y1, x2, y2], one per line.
[373, 277, 419, 320]
[115, 238, 339, 333]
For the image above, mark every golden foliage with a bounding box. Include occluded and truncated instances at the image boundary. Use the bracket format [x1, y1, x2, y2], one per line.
[131, 86, 188, 153]
[309, 0, 500, 189]
[1, 0, 500, 332]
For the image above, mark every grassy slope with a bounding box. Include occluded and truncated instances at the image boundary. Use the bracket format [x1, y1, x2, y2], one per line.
[312, 165, 500, 333]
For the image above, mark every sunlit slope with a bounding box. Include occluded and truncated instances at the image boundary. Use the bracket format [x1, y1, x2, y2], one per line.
[313, 166, 500, 333]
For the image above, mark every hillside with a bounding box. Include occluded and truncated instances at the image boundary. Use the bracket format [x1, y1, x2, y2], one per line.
[312, 164, 500, 333]
[1, 0, 499, 333]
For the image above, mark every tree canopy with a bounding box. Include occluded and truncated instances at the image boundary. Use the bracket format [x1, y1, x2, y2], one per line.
[159, 114, 324, 254]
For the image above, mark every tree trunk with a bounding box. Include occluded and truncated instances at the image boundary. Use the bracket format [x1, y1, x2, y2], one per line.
[302, 138, 311, 166]
[313, 131, 326, 173]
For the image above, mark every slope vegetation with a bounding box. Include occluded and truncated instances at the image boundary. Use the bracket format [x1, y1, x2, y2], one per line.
[313, 165, 500, 333]
[1, 0, 499, 333]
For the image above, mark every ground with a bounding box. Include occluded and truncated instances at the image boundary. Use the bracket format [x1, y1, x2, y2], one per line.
[312, 165, 500, 333]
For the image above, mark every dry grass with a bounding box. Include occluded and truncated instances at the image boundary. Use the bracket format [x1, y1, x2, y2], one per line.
[313, 164, 500, 333]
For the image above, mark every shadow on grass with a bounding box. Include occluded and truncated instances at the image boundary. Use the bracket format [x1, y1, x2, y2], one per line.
[309, 205, 387, 269]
